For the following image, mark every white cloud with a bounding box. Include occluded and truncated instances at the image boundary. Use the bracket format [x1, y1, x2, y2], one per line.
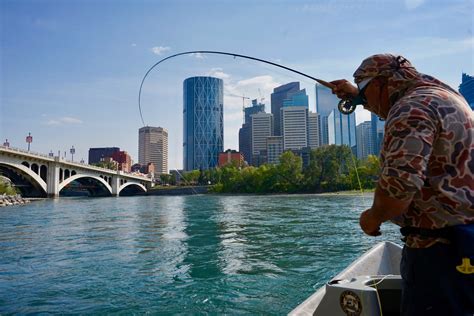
[222, 75, 281, 119]
[190, 52, 205, 59]
[61, 117, 83, 124]
[43, 116, 83, 126]
[207, 68, 231, 79]
[45, 120, 61, 126]
[405, 0, 425, 10]
[151, 46, 171, 55]
[131, 43, 137, 47]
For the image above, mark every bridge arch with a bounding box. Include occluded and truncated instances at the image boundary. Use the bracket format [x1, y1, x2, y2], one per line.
[59, 174, 113, 196]
[0, 162, 47, 196]
[118, 182, 147, 196]
[40, 165, 47, 182]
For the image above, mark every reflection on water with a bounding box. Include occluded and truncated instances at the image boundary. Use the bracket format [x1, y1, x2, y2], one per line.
[0, 194, 401, 314]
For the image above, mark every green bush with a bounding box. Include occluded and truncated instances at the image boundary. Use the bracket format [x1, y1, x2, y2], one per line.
[0, 181, 18, 195]
[188, 146, 381, 194]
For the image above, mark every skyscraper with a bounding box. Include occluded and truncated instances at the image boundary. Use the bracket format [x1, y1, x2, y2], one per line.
[459, 73, 474, 110]
[267, 136, 283, 164]
[139, 126, 168, 177]
[239, 99, 265, 165]
[282, 106, 308, 150]
[356, 121, 373, 159]
[281, 88, 309, 150]
[251, 112, 273, 165]
[308, 112, 320, 149]
[183, 76, 224, 171]
[271, 82, 300, 136]
[328, 109, 357, 152]
[244, 99, 265, 124]
[371, 113, 385, 156]
[88, 147, 120, 164]
[315, 83, 340, 145]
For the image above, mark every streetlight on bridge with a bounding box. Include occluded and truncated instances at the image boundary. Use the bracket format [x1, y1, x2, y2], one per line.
[3, 139, 9, 147]
[26, 132, 33, 151]
[70, 146, 75, 162]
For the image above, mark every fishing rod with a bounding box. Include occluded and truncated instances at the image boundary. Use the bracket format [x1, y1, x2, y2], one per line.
[138, 50, 362, 126]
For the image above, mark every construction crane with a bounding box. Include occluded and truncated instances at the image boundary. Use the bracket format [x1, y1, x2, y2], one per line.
[226, 93, 251, 123]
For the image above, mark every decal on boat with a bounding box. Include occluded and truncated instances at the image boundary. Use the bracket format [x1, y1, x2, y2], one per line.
[339, 290, 362, 316]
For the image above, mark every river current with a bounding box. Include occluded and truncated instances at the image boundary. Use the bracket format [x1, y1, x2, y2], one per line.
[0, 193, 401, 314]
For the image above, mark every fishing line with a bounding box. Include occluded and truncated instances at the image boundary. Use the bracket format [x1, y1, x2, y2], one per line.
[138, 50, 337, 126]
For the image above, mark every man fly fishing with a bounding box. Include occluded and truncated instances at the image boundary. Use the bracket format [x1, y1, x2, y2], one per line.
[331, 53, 474, 315]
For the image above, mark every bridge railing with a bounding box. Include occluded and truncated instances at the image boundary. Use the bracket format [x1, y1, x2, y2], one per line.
[0, 145, 54, 160]
[1, 145, 151, 181]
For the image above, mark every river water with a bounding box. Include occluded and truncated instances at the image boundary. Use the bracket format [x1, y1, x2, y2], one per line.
[0, 194, 401, 314]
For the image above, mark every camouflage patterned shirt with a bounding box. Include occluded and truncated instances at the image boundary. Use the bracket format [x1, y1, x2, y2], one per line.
[354, 54, 474, 248]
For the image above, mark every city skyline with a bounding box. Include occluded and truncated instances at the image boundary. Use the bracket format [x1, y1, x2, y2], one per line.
[1, 0, 472, 169]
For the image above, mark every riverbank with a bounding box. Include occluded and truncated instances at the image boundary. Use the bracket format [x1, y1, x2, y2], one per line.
[146, 185, 210, 195]
[0, 194, 31, 207]
[147, 186, 373, 196]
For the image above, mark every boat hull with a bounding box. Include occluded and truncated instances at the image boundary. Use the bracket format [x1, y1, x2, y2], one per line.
[289, 241, 403, 316]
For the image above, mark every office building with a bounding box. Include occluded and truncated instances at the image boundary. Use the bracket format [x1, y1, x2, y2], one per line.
[315, 83, 340, 146]
[239, 124, 252, 164]
[271, 82, 300, 136]
[139, 126, 168, 177]
[239, 124, 252, 165]
[356, 121, 373, 160]
[267, 136, 283, 164]
[111, 151, 132, 172]
[88, 147, 120, 164]
[459, 73, 474, 110]
[371, 113, 385, 156]
[251, 112, 273, 165]
[308, 112, 320, 149]
[218, 149, 244, 167]
[244, 99, 265, 124]
[328, 109, 357, 152]
[239, 99, 265, 165]
[320, 116, 329, 146]
[282, 106, 308, 150]
[280, 88, 309, 150]
[183, 76, 224, 170]
[131, 163, 155, 176]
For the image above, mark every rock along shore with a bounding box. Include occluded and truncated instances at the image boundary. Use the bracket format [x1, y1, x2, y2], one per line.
[0, 194, 31, 207]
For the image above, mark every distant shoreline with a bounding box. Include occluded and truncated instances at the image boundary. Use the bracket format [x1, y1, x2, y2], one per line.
[146, 186, 374, 196]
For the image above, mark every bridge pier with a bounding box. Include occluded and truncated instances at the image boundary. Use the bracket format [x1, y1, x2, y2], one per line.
[47, 158, 60, 198]
[111, 173, 120, 197]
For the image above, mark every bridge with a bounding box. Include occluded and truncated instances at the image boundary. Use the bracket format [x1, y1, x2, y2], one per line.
[0, 146, 153, 198]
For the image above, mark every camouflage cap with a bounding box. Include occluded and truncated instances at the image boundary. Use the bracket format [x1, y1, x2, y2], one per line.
[353, 54, 421, 106]
[353, 53, 417, 84]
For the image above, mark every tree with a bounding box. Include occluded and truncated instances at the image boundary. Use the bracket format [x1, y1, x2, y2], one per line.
[159, 174, 174, 185]
[181, 170, 200, 185]
[274, 151, 303, 192]
[304, 145, 353, 192]
[92, 160, 117, 171]
[349, 155, 380, 190]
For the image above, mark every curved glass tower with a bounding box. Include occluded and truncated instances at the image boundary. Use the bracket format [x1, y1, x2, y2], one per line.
[183, 76, 224, 171]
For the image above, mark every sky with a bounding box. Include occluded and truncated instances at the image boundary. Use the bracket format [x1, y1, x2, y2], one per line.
[1, 0, 473, 170]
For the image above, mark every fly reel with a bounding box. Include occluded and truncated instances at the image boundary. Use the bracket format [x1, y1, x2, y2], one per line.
[337, 94, 366, 115]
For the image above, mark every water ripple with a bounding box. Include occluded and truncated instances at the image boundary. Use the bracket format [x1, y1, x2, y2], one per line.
[0, 194, 400, 314]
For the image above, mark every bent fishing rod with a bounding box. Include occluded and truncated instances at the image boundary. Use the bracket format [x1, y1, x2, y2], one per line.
[138, 50, 363, 126]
